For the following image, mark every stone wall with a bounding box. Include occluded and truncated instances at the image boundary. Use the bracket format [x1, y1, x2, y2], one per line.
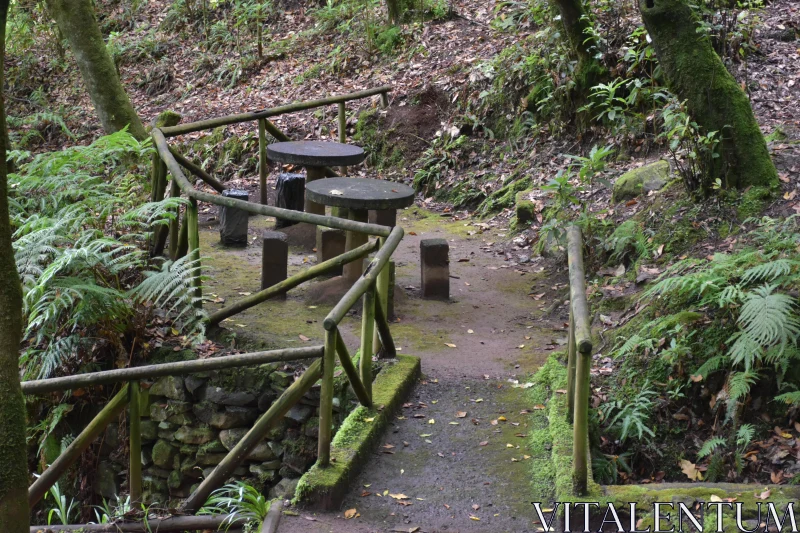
[95, 361, 349, 505]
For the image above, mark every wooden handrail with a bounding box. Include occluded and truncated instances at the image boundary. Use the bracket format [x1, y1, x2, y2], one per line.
[160, 86, 391, 137]
[151, 128, 391, 237]
[21, 346, 323, 394]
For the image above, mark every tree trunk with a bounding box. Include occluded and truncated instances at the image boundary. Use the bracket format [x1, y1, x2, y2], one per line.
[386, 0, 401, 24]
[549, 0, 604, 90]
[639, 0, 777, 190]
[45, 0, 147, 140]
[0, 2, 31, 532]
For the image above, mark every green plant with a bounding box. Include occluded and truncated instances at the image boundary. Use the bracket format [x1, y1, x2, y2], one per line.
[600, 381, 658, 443]
[638, 217, 800, 426]
[199, 482, 271, 531]
[604, 220, 650, 264]
[93, 495, 133, 524]
[659, 98, 721, 195]
[44, 481, 78, 525]
[9, 131, 206, 382]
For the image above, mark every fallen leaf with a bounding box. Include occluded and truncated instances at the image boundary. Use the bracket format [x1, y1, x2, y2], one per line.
[679, 459, 703, 481]
[299, 334, 310, 342]
[456, 411, 467, 418]
[444, 343, 457, 348]
[344, 508, 357, 519]
[470, 515, 480, 521]
[479, 441, 489, 446]
[756, 489, 771, 500]
[472, 504, 480, 510]
[390, 493, 409, 500]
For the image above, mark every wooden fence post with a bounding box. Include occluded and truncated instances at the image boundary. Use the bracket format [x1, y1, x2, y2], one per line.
[318, 328, 337, 467]
[360, 285, 375, 400]
[186, 197, 202, 308]
[258, 118, 268, 205]
[129, 381, 142, 503]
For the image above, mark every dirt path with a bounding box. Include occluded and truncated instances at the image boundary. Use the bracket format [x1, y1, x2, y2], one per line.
[200, 206, 565, 533]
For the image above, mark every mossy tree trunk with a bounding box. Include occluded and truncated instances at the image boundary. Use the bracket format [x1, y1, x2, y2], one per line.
[45, 0, 147, 140]
[549, 0, 604, 91]
[386, 0, 401, 24]
[639, 0, 777, 190]
[0, 1, 31, 531]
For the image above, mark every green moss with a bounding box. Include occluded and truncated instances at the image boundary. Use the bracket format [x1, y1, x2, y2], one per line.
[153, 110, 182, 128]
[736, 186, 772, 221]
[528, 353, 602, 502]
[478, 177, 531, 216]
[514, 189, 536, 228]
[294, 355, 421, 508]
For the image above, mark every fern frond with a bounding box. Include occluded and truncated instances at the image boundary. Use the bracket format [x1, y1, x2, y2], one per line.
[697, 437, 726, 459]
[738, 284, 799, 347]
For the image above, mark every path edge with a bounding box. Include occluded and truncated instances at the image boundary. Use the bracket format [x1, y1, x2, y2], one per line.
[292, 354, 421, 510]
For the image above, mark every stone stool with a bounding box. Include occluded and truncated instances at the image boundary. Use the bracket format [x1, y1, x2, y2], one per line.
[261, 231, 289, 299]
[316, 228, 346, 275]
[274, 173, 305, 229]
[421, 238, 449, 300]
[220, 189, 249, 246]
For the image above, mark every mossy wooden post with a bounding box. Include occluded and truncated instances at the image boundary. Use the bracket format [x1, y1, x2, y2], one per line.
[567, 226, 592, 496]
[566, 309, 577, 423]
[337, 103, 347, 174]
[258, 118, 268, 205]
[186, 197, 202, 308]
[176, 213, 189, 260]
[29, 385, 130, 506]
[373, 237, 390, 355]
[335, 332, 372, 408]
[638, 0, 777, 190]
[360, 285, 375, 400]
[380, 92, 389, 108]
[167, 180, 181, 259]
[318, 329, 337, 467]
[128, 381, 142, 503]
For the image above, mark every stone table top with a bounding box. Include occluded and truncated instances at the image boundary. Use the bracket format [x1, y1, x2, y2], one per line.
[266, 141, 366, 167]
[304, 177, 416, 211]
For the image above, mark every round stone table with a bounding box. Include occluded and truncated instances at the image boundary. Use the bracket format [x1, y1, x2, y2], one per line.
[266, 141, 366, 216]
[305, 177, 415, 282]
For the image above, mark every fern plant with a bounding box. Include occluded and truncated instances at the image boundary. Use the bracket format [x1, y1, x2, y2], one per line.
[600, 380, 658, 443]
[10, 131, 205, 382]
[613, 216, 800, 460]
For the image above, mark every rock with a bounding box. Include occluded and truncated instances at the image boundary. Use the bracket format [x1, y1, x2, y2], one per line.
[283, 451, 314, 474]
[219, 428, 249, 451]
[141, 446, 153, 467]
[184, 376, 206, 395]
[168, 470, 182, 490]
[151, 440, 178, 468]
[285, 404, 312, 425]
[247, 442, 276, 462]
[267, 418, 288, 441]
[150, 376, 189, 401]
[304, 417, 319, 439]
[142, 475, 168, 494]
[612, 160, 670, 202]
[180, 457, 202, 480]
[515, 190, 536, 226]
[174, 426, 215, 445]
[270, 371, 293, 388]
[198, 385, 256, 407]
[197, 451, 228, 466]
[257, 391, 276, 411]
[250, 464, 278, 484]
[103, 423, 120, 450]
[219, 429, 275, 461]
[269, 477, 299, 500]
[267, 441, 284, 459]
[150, 401, 192, 423]
[199, 440, 227, 454]
[140, 420, 158, 442]
[195, 404, 257, 429]
[152, 110, 182, 128]
[94, 461, 119, 499]
[157, 421, 178, 440]
[261, 459, 282, 470]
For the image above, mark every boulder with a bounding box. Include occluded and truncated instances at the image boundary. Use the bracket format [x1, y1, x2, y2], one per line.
[219, 429, 275, 461]
[269, 477, 299, 500]
[151, 440, 178, 468]
[150, 376, 189, 401]
[285, 404, 312, 425]
[140, 420, 158, 442]
[612, 160, 670, 203]
[198, 385, 256, 407]
[174, 426, 215, 445]
[94, 461, 119, 499]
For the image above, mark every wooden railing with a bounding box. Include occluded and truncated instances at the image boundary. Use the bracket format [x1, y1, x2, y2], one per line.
[565, 226, 593, 496]
[26, 87, 400, 531]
